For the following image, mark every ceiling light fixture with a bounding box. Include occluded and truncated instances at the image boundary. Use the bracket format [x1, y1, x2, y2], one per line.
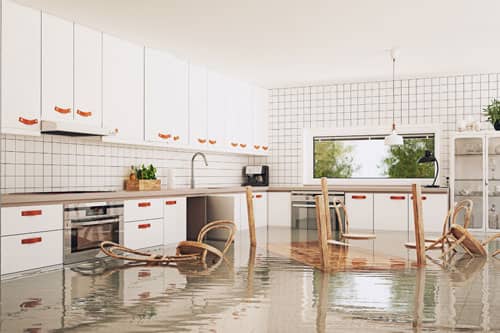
[384, 48, 404, 146]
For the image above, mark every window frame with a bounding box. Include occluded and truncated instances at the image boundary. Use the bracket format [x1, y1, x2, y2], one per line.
[302, 125, 441, 185]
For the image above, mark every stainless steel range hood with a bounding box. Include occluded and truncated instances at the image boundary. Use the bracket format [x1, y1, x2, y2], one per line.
[41, 120, 115, 137]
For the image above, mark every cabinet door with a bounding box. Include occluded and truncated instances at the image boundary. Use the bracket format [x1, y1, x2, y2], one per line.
[41, 13, 74, 121]
[145, 48, 188, 145]
[268, 192, 291, 227]
[74, 24, 102, 125]
[207, 70, 226, 149]
[124, 219, 163, 249]
[163, 197, 187, 244]
[409, 193, 448, 233]
[374, 193, 408, 231]
[252, 86, 269, 152]
[253, 192, 267, 228]
[235, 81, 252, 151]
[103, 34, 144, 142]
[345, 193, 374, 231]
[188, 63, 208, 147]
[1, 0, 41, 135]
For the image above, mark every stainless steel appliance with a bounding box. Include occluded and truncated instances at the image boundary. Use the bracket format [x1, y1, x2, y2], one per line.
[291, 191, 344, 231]
[242, 165, 269, 186]
[63, 201, 124, 264]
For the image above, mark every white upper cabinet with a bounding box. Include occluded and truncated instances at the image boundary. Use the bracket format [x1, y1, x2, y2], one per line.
[188, 63, 208, 147]
[102, 34, 144, 142]
[252, 87, 269, 152]
[1, 0, 41, 135]
[41, 13, 74, 121]
[207, 70, 226, 149]
[145, 48, 188, 145]
[74, 24, 102, 125]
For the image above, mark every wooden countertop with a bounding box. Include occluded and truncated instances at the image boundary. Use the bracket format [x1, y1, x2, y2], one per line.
[1, 185, 448, 207]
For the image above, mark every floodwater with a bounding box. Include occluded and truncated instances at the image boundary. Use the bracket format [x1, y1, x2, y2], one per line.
[1, 227, 499, 332]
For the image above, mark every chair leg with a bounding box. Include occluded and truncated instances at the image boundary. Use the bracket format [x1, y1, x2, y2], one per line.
[493, 249, 500, 257]
[426, 235, 447, 251]
[440, 235, 466, 259]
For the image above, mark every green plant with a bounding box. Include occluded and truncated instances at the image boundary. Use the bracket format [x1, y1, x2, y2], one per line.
[314, 141, 359, 178]
[131, 164, 157, 180]
[483, 99, 500, 125]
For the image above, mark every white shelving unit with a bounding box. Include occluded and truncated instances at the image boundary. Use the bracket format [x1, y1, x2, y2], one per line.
[450, 131, 500, 232]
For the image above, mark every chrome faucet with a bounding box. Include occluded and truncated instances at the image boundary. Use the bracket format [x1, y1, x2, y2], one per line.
[191, 152, 208, 188]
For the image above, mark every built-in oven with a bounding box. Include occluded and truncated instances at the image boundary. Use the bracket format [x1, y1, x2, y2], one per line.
[63, 201, 124, 264]
[291, 191, 344, 231]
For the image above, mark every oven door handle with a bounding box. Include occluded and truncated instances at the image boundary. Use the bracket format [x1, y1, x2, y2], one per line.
[292, 204, 338, 208]
[70, 218, 120, 228]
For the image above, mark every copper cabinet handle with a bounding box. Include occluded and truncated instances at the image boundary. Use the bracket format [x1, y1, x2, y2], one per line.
[351, 195, 366, 200]
[158, 133, 171, 140]
[114, 128, 119, 134]
[173, 136, 180, 141]
[76, 109, 92, 117]
[21, 237, 42, 245]
[54, 106, 71, 114]
[138, 223, 151, 229]
[18, 117, 39, 126]
[411, 196, 427, 200]
[255, 194, 262, 199]
[208, 139, 216, 145]
[239, 143, 247, 148]
[138, 270, 151, 278]
[138, 202, 151, 207]
[198, 138, 207, 144]
[254, 145, 261, 150]
[262, 146, 269, 151]
[230, 142, 238, 147]
[390, 195, 406, 200]
[165, 200, 177, 205]
[21, 210, 42, 217]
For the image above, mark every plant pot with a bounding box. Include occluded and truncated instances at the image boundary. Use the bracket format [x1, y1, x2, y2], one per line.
[495, 121, 500, 131]
[125, 179, 161, 191]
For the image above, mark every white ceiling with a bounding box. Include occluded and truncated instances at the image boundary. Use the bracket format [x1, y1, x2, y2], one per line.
[15, 0, 500, 88]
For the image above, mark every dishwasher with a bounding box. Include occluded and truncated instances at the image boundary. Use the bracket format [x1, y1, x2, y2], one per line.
[291, 191, 345, 231]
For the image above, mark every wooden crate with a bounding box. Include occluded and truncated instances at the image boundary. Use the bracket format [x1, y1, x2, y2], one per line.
[125, 179, 161, 191]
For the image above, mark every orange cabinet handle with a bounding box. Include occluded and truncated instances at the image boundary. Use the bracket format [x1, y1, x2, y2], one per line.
[18, 117, 39, 126]
[173, 136, 180, 141]
[138, 223, 151, 229]
[54, 106, 71, 114]
[21, 210, 42, 217]
[165, 200, 177, 205]
[351, 195, 366, 200]
[254, 145, 261, 150]
[411, 196, 427, 200]
[158, 133, 171, 140]
[114, 128, 119, 134]
[262, 146, 269, 151]
[138, 202, 151, 207]
[198, 138, 207, 144]
[230, 142, 238, 147]
[209, 139, 216, 145]
[239, 143, 247, 148]
[76, 109, 92, 117]
[138, 270, 151, 278]
[255, 194, 262, 199]
[390, 195, 406, 200]
[21, 237, 42, 245]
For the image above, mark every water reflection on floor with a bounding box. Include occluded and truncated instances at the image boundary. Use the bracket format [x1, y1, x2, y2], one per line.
[1, 227, 499, 332]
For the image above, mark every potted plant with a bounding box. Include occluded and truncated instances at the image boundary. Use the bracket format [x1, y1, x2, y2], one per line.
[484, 99, 500, 130]
[125, 164, 161, 191]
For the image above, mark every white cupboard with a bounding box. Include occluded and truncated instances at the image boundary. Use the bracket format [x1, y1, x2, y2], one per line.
[145, 48, 188, 145]
[1, 0, 41, 135]
[408, 193, 448, 233]
[253, 192, 268, 228]
[268, 192, 291, 227]
[41, 13, 74, 121]
[345, 193, 374, 231]
[102, 34, 144, 142]
[189, 63, 208, 147]
[74, 24, 102, 125]
[163, 197, 187, 245]
[207, 70, 227, 149]
[252, 87, 269, 152]
[374, 193, 409, 231]
[124, 219, 163, 249]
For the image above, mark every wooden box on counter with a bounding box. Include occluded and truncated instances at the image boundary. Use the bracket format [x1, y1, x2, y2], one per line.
[125, 179, 161, 191]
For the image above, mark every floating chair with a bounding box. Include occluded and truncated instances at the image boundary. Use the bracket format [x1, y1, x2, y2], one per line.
[100, 220, 236, 265]
[440, 224, 487, 258]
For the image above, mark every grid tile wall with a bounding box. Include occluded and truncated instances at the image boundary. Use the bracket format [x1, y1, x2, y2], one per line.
[0, 134, 249, 193]
[252, 73, 500, 185]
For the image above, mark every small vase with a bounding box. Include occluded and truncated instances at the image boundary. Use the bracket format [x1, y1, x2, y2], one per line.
[495, 121, 500, 130]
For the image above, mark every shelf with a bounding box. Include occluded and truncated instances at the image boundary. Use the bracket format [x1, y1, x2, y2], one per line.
[455, 194, 482, 198]
[455, 153, 482, 156]
[455, 178, 483, 181]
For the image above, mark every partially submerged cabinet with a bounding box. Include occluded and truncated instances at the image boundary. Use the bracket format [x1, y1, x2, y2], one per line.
[123, 198, 163, 249]
[163, 197, 187, 245]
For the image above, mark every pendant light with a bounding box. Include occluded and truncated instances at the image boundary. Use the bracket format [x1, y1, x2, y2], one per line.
[384, 48, 404, 146]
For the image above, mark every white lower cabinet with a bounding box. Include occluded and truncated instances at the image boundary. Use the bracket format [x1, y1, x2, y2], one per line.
[1, 230, 63, 275]
[163, 197, 187, 245]
[374, 193, 409, 231]
[253, 192, 267, 228]
[1, 204, 63, 236]
[124, 198, 163, 222]
[267, 192, 291, 227]
[124, 218, 163, 250]
[345, 193, 374, 231]
[409, 193, 448, 233]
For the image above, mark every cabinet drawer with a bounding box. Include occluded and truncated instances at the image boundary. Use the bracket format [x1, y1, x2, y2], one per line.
[374, 193, 408, 231]
[345, 193, 374, 231]
[1, 230, 63, 275]
[1, 204, 63, 236]
[163, 197, 187, 245]
[124, 198, 163, 222]
[409, 193, 448, 232]
[253, 192, 267, 228]
[124, 218, 163, 249]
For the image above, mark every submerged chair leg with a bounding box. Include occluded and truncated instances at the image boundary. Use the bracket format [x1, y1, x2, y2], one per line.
[315, 195, 330, 270]
[440, 235, 467, 259]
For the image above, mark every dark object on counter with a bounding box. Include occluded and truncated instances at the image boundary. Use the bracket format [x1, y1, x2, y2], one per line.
[242, 165, 269, 186]
[417, 150, 439, 187]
